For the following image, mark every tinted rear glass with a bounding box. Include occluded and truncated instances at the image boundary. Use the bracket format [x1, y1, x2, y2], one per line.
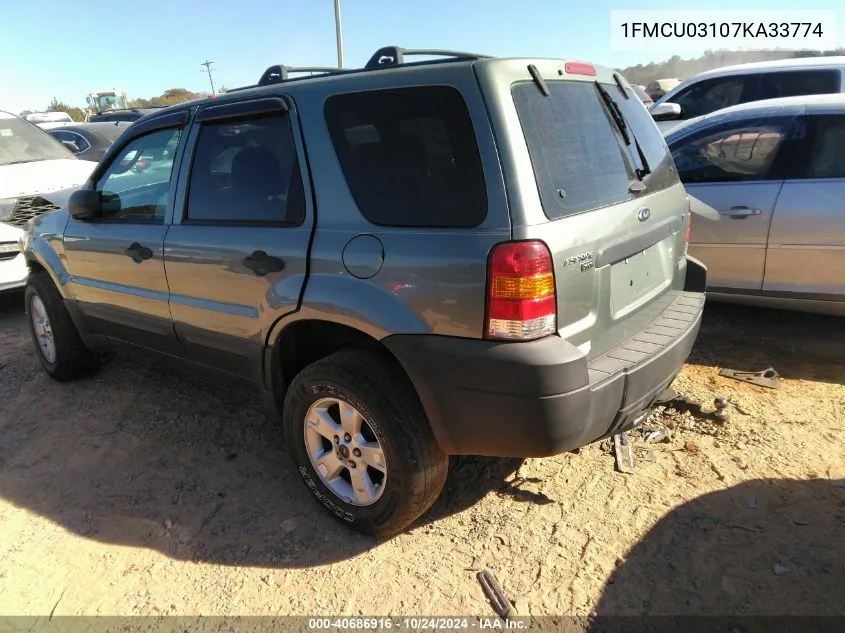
[613, 83, 680, 193]
[757, 69, 840, 99]
[512, 80, 678, 220]
[324, 86, 487, 228]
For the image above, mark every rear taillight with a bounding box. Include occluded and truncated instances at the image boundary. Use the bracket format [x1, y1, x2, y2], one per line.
[485, 241, 557, 341]
[685, 198, 692, 255]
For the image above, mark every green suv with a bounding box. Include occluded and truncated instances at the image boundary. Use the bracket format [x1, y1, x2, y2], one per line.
[21, 46, 707, 536]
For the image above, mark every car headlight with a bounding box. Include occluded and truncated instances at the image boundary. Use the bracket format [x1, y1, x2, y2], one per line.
[0, 197, 17, 222]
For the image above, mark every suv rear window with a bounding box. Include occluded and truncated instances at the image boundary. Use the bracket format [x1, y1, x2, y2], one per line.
[324, 86, 487, 228]
[757, 69, 840, 100]
[512, 80, 678, 220]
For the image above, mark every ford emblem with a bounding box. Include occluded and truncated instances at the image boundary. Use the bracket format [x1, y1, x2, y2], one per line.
[637, 208, 651, 222]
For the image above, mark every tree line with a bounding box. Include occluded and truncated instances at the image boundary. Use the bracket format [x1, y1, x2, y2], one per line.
[21, 87, 223, 121]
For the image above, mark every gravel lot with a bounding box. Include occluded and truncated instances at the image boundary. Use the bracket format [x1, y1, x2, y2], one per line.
[1, 289, 843, 618]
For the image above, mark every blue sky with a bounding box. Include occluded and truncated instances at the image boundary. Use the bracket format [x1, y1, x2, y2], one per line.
[1, 0, 842, 113]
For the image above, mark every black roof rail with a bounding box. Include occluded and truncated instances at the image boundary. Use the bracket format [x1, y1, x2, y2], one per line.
[258, 65, 345, 86]
[364, 46, 491, 70]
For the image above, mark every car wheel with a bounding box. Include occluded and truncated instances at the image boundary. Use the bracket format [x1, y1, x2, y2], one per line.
[283, 349, 448, 537]
[25, 271, 100, 380]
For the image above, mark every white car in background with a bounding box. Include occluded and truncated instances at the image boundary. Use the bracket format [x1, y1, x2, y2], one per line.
[25, 111, 75, 130]
[650, 56, 845, 133]
[1, 111, 95, 292]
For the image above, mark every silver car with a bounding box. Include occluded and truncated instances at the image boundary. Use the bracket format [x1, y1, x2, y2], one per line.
[665, 93, 845, 316]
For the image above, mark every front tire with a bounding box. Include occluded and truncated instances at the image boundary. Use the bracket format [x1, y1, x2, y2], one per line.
[25, 271, 100, 380]
[282, 349, 448, 537]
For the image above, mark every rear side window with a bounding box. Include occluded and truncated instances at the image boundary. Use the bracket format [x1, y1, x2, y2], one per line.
[512, 81, 636, 219]
[670, 120, 790, 183]
[756, 70, 840, 100]
[324, 86, 487, 228]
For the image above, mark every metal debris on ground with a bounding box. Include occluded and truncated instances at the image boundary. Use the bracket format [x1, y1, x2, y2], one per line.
[613, 432, 636, 473]
[645, 429, 669, 444]
[477, 569, 513, 618]
[719, 367, 781, 389]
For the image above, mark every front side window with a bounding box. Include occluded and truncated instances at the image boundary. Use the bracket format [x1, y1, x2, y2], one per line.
[185, 111, 304, 225]
[672, 76, 755, 119]
[96, 126, 182, 223]
[324, 86, 487, 228]
[670, 120, 790, 183]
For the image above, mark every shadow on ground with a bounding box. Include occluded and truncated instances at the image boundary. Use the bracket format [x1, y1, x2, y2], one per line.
[688, 301, 845, 385]
[0, 290, 528, 569]
[0, 293, 840, 572]
[586, 478, 845, 631]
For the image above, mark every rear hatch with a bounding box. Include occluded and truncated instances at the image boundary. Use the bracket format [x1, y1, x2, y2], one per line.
[474, 59, 690, 360]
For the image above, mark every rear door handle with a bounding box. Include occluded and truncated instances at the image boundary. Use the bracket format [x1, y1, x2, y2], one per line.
[720, 206, 762, 218]
[123, 242, 153, 263]
[243, 250, 285, 277]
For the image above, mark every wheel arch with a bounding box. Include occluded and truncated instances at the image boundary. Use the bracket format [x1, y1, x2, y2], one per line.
[263, 318, 452, 452]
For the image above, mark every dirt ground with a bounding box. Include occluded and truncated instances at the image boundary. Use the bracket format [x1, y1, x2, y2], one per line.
[0, 290, 843, 619]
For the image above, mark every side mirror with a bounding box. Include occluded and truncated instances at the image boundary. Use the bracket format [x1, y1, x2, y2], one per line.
[61, 140, 80, 154]
[68, 189, 102, 221]
[651, 102, 682, 121]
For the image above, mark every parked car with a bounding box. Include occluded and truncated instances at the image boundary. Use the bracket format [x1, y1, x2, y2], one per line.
[87, 108, 163, 123]
[651, 56, 845, 132]
[633, 84, 654, 107]
[0, 111, 95, 293]
[665, 93, 845, 316]
[47, 122, 133, 162]
[21, 46, 706, 536]
[25, 111, 74, 130]
[645, 78, 681, 101]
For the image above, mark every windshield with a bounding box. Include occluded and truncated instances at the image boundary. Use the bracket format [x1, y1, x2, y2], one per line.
[97, 94, 127, 111]
[0, 115, 75, 166]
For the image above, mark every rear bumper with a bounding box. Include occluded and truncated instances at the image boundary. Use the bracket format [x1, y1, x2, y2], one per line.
[383, 289, 705, 458]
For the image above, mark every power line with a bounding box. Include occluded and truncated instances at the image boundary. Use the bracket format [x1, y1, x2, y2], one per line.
[200, 59, 217, 94]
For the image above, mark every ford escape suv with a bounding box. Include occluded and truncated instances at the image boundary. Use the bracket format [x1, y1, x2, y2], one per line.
[21, 46, 707, 536]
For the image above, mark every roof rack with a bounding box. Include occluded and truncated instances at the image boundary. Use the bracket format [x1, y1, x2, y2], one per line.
[258, 65, 345, 86]
[226, 46, 493, 93]
[364, 46, 490, 70]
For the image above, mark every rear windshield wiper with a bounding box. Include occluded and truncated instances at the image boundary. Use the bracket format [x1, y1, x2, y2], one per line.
[595, 81, 631, 146]
[595, 82, 651, 180]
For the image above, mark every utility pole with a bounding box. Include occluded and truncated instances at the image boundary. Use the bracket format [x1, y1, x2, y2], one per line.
[200, 59, 216, 94]
[334, 0, 343, 68]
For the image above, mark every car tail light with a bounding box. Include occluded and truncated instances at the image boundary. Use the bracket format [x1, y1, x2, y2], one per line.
[564, 61, 597, 76]
[485, 241, 557, 341]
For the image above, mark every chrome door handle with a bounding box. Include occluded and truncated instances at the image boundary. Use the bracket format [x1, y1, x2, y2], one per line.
[720, 206, 762, 218]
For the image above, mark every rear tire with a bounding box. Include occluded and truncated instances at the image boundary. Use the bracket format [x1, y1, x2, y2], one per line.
[25, 271, 100, 380]
[282, 349, 448, 537]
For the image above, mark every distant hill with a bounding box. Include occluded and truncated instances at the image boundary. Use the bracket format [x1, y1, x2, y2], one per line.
[617, 49, 845, 86]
